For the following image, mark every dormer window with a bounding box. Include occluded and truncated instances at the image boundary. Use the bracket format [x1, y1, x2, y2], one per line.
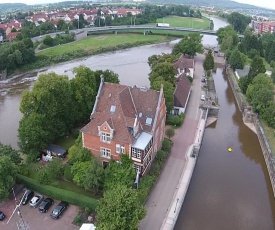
[101, 132, 111, 143]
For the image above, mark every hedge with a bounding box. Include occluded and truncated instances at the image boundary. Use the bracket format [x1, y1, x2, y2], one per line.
[16, 174, 99, 210]
[166, 114, 185, 127]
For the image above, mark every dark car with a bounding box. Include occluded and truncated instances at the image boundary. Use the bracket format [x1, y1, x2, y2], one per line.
[29, 194, 43, 208]
[22, 190, 34, 205]
[39, 198, 54, 213]
[50, 201, 68, 219]
[0, 211, 5, 221]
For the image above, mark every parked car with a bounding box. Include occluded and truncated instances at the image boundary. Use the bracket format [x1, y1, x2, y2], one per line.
[201, 95, 206, 101]
[22, 190, 34, 205]
[0, 211, 5, 221]
[201, 77, 206, 83]
[29, 194, 43, 208]
[50, 201, 69, 219]
[39, 198, 54, 213]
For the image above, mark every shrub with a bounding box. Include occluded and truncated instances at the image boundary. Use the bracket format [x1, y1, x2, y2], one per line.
[74, 215, 82, 224]
[16, 174, 99, 210]
[64, 164, 74, 181]
[270, 61, 275, 68]
[165, 128, 175, 139]
[187, 75, 193, 83]
[37, 169, 51, 185]
[155, 150, 168, 163]
[161, 138, 172, 153]
[166, 114, 184, 127]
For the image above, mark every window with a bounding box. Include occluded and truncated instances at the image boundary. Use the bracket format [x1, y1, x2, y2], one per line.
[116, 144, 120, 154]
[137, 149, 142, 159]
[100, 132, 111, 143]
[101, 148, 111, 158]
[133, 164, 141, 173]
[121, 146, 125, 154]
[131, 148, 142, 159]
[132, 148, 137, 158]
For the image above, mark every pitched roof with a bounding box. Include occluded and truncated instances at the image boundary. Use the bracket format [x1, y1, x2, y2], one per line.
[81, 82, 161, 144]
[174, 74, 191, 108]
[6, 32, 19, 40]
[174, 54, 195, 69]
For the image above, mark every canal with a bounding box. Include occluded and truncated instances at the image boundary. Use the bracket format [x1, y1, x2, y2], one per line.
[0, 17, 274, 229]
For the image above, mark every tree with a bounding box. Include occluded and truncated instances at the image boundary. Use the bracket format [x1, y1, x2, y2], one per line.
[0, 156, 18, 201]
[47, 158, 64, 179]
[68, 145, 92, 164]
[149, 62, 176, 85]
[104, 155, 136, 191]
[203, 50, 214, 71]
[71, 66, 97, 124]
[172, 33, 203, 57]
[227, 12, 251, 34]
[94, 69, 120, 89]
[248, 56, 266, 80]
[0, 142, 21, 164]
[71, 157, 104, 193]
[262, 101, 275, 128]
[57, 19, 67, 31]
[165, 128, 175, 140]
[229, 49, 244, 70]
[43, 35, 54, 46]
[271, 68, 275, 84]
[96, 185, 146, 230]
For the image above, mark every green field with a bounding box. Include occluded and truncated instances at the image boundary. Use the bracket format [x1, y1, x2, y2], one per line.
[156, 16, 211, 29]
[37, 34, 172, 57]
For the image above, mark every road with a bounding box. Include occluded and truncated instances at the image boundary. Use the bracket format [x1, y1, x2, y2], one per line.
[139, 54, 205, 230]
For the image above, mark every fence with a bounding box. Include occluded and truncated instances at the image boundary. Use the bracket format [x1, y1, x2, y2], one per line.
[226, 66, 275, 197]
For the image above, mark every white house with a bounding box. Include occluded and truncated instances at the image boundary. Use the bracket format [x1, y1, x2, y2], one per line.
[174, 54, 195, 79]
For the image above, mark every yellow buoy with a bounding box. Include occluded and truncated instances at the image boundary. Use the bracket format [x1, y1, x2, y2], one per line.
[228, 148, 232, 152]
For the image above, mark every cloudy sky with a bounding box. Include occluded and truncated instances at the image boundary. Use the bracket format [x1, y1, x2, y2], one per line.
[0, 0, 275, 10]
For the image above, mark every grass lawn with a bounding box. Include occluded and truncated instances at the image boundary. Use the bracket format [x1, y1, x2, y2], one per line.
[37, 34, 171, 57]
[156, 16, 211, 29]
[261, 122, 275, 156]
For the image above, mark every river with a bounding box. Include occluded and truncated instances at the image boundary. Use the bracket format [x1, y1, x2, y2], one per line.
[0, 17, 274, 229]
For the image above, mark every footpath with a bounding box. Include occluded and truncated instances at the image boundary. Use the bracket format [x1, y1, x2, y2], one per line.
[139, 54, 206, 230]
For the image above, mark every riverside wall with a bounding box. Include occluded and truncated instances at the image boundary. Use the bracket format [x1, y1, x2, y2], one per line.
[226, 67, 275, 198]
[161, 109, 208, 230]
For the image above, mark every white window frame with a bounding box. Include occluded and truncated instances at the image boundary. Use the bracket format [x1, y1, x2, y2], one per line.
[100, 132, 111, 143]
[121, 146, 125, 154]
[116, 144, 121, 154]
[100, 148, 111, 159]
[137, 149, 142, 159]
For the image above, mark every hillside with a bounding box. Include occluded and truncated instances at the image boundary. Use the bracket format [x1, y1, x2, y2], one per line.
[0, 3, 29, 13]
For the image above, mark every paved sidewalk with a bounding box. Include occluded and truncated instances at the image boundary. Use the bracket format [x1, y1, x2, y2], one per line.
[139, 54, 205, 230]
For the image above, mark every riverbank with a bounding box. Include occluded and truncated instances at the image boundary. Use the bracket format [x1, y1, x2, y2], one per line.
[4, 34, 174, 80]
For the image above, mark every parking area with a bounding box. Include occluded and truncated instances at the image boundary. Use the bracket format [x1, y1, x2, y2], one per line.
[0, 192, 79, 230]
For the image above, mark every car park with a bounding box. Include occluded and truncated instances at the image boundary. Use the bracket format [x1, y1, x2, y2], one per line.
[0, 211, 5, 221]
[50, 201, 69, 219]
[22, 190, 34, 205]
[39, 197, 54, 213]
[29, 194, 43, 208]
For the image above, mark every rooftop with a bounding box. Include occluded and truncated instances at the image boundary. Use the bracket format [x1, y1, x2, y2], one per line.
[132, 132, 153, 150]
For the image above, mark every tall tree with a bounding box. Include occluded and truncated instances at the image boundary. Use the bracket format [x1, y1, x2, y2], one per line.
[248, 56, 266, 80]
[227, 12, 251, 34]
[149, 62, 176, 85]
[203, 50, 214, 71]
[71, 65, 97, 124]
[172, 33, 203, 57]
[0, 156, 18, 201]
[229, 49, 244, 70]
[96, 185, 146, 230]
[0, 143, 21, 164]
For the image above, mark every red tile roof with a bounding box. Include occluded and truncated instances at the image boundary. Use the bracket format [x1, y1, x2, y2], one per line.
[174, 74, 191, 108]
[174, 54, 195, 69]
[6, 32, 19, 41]
[82, 82, 161, 144]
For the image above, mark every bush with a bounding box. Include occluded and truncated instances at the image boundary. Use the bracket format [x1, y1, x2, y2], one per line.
[16, 174, 99, 210]
[155, 150, 168, 163]
[166, 114, 184, 127]
[74, 215, 82, 224]
[64, 164, 74, 181]
[165, 128, 175, 139]
[37, 169, 51, 185]
[270, 61, 275, 68]
[187, 75, 193, 83]
[161, 138, 172, 153]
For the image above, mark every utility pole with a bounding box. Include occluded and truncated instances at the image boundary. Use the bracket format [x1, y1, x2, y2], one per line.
[7, 190, 30, 230]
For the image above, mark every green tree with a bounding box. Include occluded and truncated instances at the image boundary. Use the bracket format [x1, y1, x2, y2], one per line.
[94, 69, 120, 89]
[262, 101, 275, 128]
[172, 33, 203, 57]
[71, 65, 97, 124]
[47, 158, 64, 179]
[0, 143, 21, 164]
[104, 155, 136, 191]
[227, 12, 251, 34]
[0, 156, 18, 201]
[96, 185, 146, 230]
[68, 145, 92, 164]
[149, 62, 176, 85]
[203, 50, 214, 71]
[271, 68, 275, 84]
[37, 168, 51, 185]
[248, 56, 266, 80]
[43, 35, 54, 46]
[267, 42, 275, 63]
[71, 157, 104, 193]
[246, 73, 273, 113]
[57, 19, 67, 31]
[229, 49, 244, 70]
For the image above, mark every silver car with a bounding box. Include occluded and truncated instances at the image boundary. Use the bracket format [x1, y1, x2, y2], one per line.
[29, 194, 44, 208]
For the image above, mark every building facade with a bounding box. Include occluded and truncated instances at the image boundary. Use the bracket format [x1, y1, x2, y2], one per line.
[81, 78, 166, 175]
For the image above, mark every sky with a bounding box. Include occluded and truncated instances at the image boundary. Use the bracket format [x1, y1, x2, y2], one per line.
[0, 0, 275, 10]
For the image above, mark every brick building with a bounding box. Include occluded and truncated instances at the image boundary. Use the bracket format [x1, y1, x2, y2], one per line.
[252, 20, 275, 34]
[81, 78, 166, 175]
